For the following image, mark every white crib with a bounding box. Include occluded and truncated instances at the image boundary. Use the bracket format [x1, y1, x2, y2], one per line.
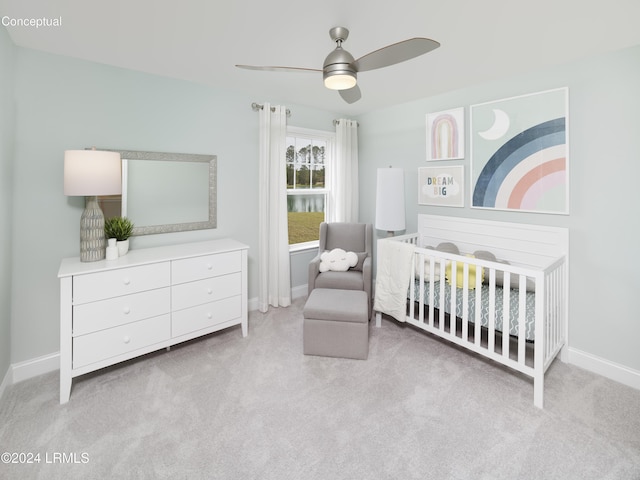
[375, 215, 569, 408]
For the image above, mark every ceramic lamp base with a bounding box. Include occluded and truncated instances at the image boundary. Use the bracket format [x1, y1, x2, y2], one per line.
[80, 196, 106, 262]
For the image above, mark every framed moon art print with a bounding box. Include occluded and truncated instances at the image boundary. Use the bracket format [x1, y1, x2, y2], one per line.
[470, 88, 569, 214]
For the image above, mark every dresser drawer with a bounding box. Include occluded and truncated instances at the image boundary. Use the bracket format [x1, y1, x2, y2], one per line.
[73, 263, 171, 304]
[73, 314, 171, 369]
[172, 251, 241, 285]
[172, 296, 241, 338]
[73, 287, 170, 336]
[172, 272, 241, 312]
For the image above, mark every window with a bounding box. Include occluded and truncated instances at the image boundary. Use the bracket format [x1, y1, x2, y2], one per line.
[286, 127, 334, 249]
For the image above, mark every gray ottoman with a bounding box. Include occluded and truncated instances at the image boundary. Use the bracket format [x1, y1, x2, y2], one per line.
[303, 288, 369, 360]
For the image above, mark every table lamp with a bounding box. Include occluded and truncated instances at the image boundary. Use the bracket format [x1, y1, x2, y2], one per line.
[375, 167, 405, 236]
[64, 149, 122, 262]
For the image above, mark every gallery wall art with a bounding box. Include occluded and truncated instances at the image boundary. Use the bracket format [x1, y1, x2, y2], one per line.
[470, 88, 569, 214]
[426, 107, 465, 161]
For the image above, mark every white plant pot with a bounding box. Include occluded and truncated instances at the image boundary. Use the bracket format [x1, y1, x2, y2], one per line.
[106, 238, 118, 260]
[117, 239, 130, 256]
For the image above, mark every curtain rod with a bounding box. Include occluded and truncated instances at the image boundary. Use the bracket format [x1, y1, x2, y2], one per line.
[333, 119, 359, 127]
[251, 102, 291, 117]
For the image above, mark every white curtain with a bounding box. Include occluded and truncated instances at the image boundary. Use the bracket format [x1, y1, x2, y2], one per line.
[258, 103, 291, 312]
[331, 119, 359, 222]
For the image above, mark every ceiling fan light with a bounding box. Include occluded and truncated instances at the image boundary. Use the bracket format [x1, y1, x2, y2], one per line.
[323, 71, 357, 90]
[323, 44, 357, 90]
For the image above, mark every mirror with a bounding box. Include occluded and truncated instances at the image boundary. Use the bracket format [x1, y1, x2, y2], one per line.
[100, 150, 217, 236]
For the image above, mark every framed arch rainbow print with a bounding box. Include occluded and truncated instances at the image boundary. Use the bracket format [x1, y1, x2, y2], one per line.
[470, 88, 569, 214]
[426, 107, 465, 161]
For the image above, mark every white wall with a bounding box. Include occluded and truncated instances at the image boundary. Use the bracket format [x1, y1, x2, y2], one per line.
[0, 27, 15, 388]
[356, 45, 640, 373]
[8, 45, 341, 365]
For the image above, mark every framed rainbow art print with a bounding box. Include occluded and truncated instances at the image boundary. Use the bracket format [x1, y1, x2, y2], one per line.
[470, 88, 569, 214]
[426, 107, 465, 161]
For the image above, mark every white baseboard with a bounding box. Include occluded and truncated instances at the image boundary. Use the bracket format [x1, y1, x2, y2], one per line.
[11, 352, 59, 384]
[248, 296, 259, 312]
[567, 347, 640, 391]
[0, 366, 11, 400]
[247, 285, 308, 312]
[0, 353, 60, 400]
[291, 284, 308, 300]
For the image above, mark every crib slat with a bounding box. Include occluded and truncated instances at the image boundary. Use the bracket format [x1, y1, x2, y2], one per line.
[427, 256, 434, 328]
[471, 263, 483, 342]
[461, 262, 469, 341]
[439, 259, 446, 332]
[546, 268, 556, 359]
[552, 268, 558, 355]
[552, 266, 562, 356]
[517, 274, 527, 364]
[488, 274, 496, 353]
[544, 270, 550, 359]
[474, 271, 482, 346]
[409, 252, 416, 321]
[450, 260, 457, 336]
[428, 257, 437, 328]
[502, 271, 510, 359]
[417, 254, 424, 324]
[556, 266, 564, 347]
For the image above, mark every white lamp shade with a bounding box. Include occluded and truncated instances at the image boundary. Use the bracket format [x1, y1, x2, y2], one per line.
[375, 168, 406, 232]
[64, 150, 122, 196]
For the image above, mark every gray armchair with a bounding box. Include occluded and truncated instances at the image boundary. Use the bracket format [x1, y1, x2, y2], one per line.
[308, 222, 373, 318]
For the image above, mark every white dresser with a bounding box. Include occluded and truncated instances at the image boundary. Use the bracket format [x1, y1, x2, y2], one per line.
[58, 238, 248, 403]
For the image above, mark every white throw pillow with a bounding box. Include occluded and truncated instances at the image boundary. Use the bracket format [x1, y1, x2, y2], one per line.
[319, 248, 358, 273]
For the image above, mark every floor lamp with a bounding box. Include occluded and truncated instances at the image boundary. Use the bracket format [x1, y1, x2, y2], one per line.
[64, 149, 122, 262]
[375, 167, 405, 237]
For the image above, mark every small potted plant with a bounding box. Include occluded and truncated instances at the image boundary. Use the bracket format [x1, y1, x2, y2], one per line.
[104, 216, 134, 256]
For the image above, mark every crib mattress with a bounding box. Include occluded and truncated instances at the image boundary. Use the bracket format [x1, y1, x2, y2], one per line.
[411, 280, 536, 341]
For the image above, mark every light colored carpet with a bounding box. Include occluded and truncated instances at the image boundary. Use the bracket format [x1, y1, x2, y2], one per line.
[1, 298, 639, 480]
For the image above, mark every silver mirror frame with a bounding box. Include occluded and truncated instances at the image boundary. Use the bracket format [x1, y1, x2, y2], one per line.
[111, 149, 217, 236]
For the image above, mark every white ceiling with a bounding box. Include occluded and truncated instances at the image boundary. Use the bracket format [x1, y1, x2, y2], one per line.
[3, 0, 640, 115]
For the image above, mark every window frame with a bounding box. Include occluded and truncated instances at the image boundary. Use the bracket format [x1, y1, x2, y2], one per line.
[286, 126, 335, 251]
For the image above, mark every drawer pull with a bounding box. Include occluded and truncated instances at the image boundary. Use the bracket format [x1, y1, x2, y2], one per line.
[123, 278, 131, 285]
[123, 336, 131, 344]
[207, 312, 213, 319]
[207, 288, 213, 295]
[123, 306, 131, 314]
[206, 263, 213, 270]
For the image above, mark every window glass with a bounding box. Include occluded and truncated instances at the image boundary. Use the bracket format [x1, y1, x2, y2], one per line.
[287, 193, 325, 245]
[286, 129, 333, 247]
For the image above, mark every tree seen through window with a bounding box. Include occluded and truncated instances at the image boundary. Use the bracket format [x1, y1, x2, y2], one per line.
[286, 132, 331, 245]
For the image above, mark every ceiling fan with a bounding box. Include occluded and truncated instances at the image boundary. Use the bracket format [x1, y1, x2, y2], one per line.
[236, 27, 440, 104]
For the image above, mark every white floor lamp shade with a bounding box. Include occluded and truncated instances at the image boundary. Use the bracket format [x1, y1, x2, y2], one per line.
[375, 167, 406, 235]
[64, 150, 122, 262]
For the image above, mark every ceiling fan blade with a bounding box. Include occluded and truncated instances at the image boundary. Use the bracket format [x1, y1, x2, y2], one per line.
[235, 64, 321, 73]
[339, 85, 362, 104]
[353, 38, 440, 72]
